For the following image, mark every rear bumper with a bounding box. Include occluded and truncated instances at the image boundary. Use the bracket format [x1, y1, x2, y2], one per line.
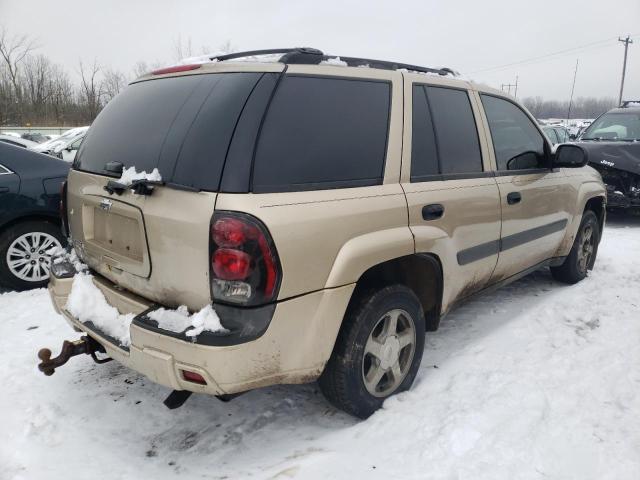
[48, 272, 354, 395]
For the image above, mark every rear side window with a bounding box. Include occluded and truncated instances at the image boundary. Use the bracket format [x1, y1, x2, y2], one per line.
[75, 73, 262, 191]
[252, 75, 390, 192]
[411, 85, 439, 179]
[410, 85, 483, 180]
[427, 87, 483, 174]
[481, 94, 546, 171]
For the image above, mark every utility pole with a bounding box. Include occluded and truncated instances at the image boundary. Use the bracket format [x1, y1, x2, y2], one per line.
[514, 76, 519, 99]
[501, 76, 518, 97]
[567, 59, 579, 121]
[618, 36, 633, 106]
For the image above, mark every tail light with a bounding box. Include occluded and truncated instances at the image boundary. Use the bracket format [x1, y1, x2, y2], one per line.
[210, 212, 281, 306]
[60, 180, 69, 237]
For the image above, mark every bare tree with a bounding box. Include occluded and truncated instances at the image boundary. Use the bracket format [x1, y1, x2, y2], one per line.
[102, 67, 127, 103]
[78, 59, 103, 121]
[0, 27, 37, 121]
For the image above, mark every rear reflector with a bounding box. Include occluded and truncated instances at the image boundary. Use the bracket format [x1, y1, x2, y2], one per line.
[181, 370, 207, 385]
[151, 64, 202, 75]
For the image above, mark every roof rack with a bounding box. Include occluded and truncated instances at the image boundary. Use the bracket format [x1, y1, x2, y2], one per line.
[209, 47, 456, 76]
[621, 100, 640, 108]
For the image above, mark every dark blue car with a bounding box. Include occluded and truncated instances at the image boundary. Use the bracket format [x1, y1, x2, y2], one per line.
[0, 143, 69, 290]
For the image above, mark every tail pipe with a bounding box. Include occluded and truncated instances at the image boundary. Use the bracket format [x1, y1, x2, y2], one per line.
[37, 336, 112, 376]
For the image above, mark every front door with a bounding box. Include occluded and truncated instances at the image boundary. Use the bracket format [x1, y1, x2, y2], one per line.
[478, 94, 572, 283]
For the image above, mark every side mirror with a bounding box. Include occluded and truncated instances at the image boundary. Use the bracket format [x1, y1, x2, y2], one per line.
[554, 144, 588, 168]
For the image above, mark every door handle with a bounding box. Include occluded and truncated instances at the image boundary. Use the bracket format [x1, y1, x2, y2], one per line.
[0, 187, 9, 194]
[507, 192, 522, 205]
[422, 203, 444, 221]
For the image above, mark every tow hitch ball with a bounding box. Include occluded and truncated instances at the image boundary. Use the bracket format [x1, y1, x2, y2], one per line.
[38, 336, 112, 376]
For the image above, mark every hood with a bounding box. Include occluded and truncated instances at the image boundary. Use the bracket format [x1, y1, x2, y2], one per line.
[579, 141, 640, 175]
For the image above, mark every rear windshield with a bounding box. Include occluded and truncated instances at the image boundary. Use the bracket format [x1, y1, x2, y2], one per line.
[74, 72, 262, 191]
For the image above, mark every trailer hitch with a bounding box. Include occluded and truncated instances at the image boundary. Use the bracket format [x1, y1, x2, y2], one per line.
[38, 336, 112, 376]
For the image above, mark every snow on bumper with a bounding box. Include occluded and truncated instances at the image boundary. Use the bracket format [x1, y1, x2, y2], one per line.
[48, 271, 354, 396]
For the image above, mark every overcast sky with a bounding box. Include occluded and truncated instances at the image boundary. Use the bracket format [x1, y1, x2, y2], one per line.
[2, 0, 639, 100]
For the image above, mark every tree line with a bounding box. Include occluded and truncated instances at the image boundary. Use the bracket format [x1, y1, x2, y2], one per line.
[0, 27, 231, 127]
[521, 96, 617, 119]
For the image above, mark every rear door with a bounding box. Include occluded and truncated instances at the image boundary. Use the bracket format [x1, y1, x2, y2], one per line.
[401, 77, 502, 311]
[68, 67, 282, 310]
[0, 162, 20, 219]
[477, 93, 572, 282]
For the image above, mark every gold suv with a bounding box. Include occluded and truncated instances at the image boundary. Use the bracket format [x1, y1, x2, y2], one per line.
[42, 48, 606, 418]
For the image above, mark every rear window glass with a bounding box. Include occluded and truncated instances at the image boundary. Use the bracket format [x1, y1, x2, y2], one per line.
[252, 75, 390, 192]
[74, 73, 262, 191]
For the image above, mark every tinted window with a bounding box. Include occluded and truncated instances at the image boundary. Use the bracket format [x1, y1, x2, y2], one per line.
[411, 85, 439, 179]
[481, 95, 547, 171]
[252, 75, 390, 192]
[75, 73, 262, 191]
[426, 86, 483, 174]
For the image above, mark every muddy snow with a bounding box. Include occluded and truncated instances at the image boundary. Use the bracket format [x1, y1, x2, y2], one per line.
[1, 215, 639, 479]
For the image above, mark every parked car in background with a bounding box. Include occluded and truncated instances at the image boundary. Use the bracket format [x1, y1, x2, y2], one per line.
[578, 101, 640, 213]
[0, 143, 69, 290]
[542, 125, 570, 145]
[20, 132, 49, 143]
[42, 48, 605, 418]
[0, 134, 38, 149]
[31, 126, 89, 162]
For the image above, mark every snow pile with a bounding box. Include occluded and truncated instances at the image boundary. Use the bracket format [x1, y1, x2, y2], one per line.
[117, 166, 162, 186]
[320, 57, 348, 66]
[63, 271, 226, 346]
[148, 304, 227, 338]
[47, 246, 87, 273]
[625, 101, 640, 107]
[65, 273, 135, 346]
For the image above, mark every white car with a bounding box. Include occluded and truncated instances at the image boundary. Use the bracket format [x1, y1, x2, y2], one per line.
[31, 126, 89, 161]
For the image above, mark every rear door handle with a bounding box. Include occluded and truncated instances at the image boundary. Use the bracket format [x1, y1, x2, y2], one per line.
[422, 203, 444, 221]
[0, 187, 9, 194]
[507, 192, 522, 205]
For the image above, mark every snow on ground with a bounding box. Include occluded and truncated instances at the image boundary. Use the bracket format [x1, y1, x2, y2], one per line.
[1, 215, 639, 479]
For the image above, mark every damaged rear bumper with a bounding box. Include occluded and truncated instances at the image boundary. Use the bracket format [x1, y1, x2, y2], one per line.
[47, 268, 354, 396]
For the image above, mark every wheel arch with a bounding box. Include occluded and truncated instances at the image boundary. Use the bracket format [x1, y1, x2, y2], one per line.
[347, 253, 444, 331]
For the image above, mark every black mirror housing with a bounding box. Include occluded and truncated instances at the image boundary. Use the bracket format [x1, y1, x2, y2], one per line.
[554, 144, 588, 168]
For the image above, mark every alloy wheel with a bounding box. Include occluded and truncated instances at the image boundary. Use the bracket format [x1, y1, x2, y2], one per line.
[6, 232, 62, 283]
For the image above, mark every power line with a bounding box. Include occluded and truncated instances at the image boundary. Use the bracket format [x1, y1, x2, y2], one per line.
[467, 34, 640, 75]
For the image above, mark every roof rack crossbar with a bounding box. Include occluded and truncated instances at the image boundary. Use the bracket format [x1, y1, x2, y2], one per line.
[207, 47, 456, 77]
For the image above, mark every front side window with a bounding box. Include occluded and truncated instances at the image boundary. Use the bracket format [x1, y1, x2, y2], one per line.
[481, 95, 547, 171]
[252, 75, 390, 192]
[543, 127, 558, 144]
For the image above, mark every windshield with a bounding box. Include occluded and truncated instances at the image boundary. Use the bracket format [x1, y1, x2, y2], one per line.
[581, 112, 640, 141]
[74, 73, 262, 191]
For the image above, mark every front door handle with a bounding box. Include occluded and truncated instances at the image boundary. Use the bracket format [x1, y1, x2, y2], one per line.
[0, 187, 9, 194]
[507, 192, 522, 205]
[422, 203, 444, 221]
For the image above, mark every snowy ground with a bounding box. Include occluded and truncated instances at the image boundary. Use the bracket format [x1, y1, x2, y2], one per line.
[1, 214, 639, 480]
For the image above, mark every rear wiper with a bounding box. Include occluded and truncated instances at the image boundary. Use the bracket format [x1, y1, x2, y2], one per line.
[104, 179, 163, 196]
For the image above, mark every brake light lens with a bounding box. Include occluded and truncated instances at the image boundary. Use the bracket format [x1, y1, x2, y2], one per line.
[210, 212, 281, 306]
[151, 64, 202, 75]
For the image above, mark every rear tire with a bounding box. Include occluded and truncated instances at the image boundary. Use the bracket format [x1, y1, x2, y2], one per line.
[319, 285, 425, 419]
[0, 221, 64, 291]
[550, 210, 600, 284]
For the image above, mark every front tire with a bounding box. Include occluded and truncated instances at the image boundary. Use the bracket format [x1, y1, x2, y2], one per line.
[550, 210, 600, 284]
[319, 285, 425, 419]
[0, 221, 64, 291]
